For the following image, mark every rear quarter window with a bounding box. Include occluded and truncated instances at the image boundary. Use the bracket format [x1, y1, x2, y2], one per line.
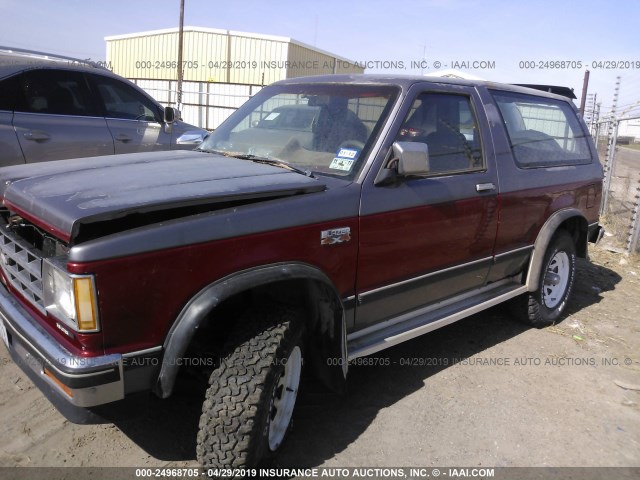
[491, 90, 592, 168]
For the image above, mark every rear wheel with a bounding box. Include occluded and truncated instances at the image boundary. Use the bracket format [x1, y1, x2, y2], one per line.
[517, 230, 576, 328]
[196, 305, 303, 471]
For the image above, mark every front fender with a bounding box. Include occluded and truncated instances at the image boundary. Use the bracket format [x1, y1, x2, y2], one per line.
[154, 262, 347, 398]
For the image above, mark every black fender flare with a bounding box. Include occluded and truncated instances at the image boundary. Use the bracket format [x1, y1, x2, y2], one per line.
[154, 262, 347, 398]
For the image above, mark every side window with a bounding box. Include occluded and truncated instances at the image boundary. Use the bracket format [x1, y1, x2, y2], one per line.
[492, 91, 591, 168]
[395, 93, 483, 174]
[90, 75, 161, 122]
[16, 69, 98, 116]
[0, 74, 20, 111]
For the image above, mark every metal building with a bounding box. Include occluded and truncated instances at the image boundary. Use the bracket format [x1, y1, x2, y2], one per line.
[104, 27, 364, 129]
[106, 26, 363, 84]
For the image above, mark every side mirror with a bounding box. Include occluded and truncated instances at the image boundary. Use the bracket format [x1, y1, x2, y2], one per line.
[394, 141, 430, 176]
[164, 106, 180, 124]
[176, 130, 207, 145]
[374, 141, 431, 186]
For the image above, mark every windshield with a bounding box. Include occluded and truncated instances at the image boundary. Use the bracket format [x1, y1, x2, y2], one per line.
[198, 83, 399, 179]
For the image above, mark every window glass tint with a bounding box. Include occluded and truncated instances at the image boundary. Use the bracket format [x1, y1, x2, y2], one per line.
[0, 74, 20, 111]
[395, 93, 484, 174]
[492, 91, 591, 167]
[17, 69, 97, 116]
[91, 75, 160, 122]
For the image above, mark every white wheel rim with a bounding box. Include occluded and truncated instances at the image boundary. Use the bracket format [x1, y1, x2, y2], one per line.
[542, 251, 570, 309]
[268, 345, 302, 451]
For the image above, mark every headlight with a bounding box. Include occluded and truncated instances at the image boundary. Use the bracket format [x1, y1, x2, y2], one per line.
[43, 258, 99, 333]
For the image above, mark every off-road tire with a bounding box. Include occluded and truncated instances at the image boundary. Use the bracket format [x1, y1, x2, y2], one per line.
[196, 305, 304, 471]
[515, 230, 576, 328]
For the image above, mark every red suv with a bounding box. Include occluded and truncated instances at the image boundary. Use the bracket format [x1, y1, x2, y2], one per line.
[0, 75, 603, 470]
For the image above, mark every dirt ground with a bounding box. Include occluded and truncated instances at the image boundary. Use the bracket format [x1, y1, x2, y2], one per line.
[0, 243, 639, 471]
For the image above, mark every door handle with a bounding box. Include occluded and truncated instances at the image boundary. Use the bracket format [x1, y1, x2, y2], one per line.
[476, 182, 496, 192]
[23, 131, 50, 142]
[114, 134, 132, 143]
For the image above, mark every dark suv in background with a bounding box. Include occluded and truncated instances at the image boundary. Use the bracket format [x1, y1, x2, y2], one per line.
[0, 47, 207, 166]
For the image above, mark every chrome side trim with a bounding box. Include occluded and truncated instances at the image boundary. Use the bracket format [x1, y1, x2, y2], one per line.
[358, 256, 492, 300]
[105, 117, 161, 126]
[348, 282, 527, 359]
[13, 111, 105, 120]
[494, 244, 534, 259]
[350, 277, 513, 342]
[122, 346, 163, 358]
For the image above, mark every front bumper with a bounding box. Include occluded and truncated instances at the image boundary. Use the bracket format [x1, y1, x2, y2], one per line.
[0, 283, 125, 408]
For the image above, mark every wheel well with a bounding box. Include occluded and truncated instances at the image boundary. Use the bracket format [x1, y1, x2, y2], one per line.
[525, 210, 589, 292]
[182, 278, 346, 394]
[556, 216, 588, 258]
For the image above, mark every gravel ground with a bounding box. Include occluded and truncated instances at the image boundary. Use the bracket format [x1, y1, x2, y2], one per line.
[0, 244, 638, 473]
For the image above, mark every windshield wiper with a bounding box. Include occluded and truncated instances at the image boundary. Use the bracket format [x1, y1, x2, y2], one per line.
[240, 155, 315, 178]
[210, 151, 315, 178]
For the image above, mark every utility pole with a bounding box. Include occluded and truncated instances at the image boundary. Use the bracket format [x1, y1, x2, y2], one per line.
[579, 69, 590, 117]
[586, 93, 597, 136]
[176, 0, 185, 110]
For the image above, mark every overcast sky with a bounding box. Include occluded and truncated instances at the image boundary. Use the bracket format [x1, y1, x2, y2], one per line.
[1, 0, 639, 116]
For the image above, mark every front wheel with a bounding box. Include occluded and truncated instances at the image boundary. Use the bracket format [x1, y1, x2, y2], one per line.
[196, 305, 304, 470]
[517, 230, 577, 328]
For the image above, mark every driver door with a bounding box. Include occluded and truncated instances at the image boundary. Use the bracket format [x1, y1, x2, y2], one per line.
[356, 87, 499, 328]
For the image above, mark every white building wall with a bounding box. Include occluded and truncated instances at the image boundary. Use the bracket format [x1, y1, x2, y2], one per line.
[105, 27, 362, 85]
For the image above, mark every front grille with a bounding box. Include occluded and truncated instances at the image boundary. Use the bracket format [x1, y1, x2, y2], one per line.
[0, 225, 46, 313]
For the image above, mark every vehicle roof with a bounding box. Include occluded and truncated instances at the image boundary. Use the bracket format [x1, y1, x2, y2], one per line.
[0, 47, 113, 79]
[275, 74, 576, 103]
[512, 84, 577, 99]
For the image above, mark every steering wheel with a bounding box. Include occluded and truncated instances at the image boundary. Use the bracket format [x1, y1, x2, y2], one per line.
[278, 137, 302, 159]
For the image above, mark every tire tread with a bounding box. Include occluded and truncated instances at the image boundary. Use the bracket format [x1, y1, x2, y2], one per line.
[196, 304, 301, 470]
